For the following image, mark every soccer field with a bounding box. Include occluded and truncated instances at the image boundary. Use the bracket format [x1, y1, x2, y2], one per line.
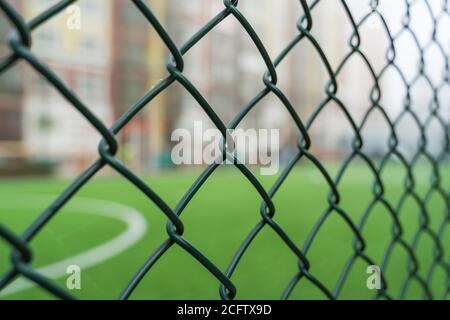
[0, 162, 448, 300]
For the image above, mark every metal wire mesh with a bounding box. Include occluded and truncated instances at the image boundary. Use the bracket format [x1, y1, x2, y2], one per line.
[0, 0, 448, 300]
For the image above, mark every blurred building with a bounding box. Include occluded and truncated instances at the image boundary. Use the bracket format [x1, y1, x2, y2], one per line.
[0, 0, 444, 176]
[19, 0, 113, 174]
[0, 0, 168, 175]
[0, 1, 25, 175]
[166, 0, 301, 162]
[112, 0, 151, 170]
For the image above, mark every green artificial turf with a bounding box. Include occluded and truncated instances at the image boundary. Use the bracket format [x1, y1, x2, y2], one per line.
[0, 161, 448, 300]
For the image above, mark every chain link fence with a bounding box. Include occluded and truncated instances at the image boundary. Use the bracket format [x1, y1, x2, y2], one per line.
[0, 0, 449, 300]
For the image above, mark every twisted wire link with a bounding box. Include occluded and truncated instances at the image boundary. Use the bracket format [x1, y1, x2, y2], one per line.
[0, 0, 448, 300]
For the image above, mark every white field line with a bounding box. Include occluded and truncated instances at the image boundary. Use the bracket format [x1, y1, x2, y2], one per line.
[0, 195, 148, 297]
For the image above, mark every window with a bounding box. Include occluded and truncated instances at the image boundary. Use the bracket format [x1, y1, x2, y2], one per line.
[0, 107, 21, 141]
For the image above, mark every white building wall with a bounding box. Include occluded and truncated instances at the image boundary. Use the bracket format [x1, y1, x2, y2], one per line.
[22, 0, 113, 174]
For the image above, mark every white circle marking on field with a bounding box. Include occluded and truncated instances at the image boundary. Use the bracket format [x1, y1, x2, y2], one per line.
[0, 195, 148, 297]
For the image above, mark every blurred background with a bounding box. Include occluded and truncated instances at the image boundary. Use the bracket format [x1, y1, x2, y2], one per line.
[0, 0, 448, 177]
